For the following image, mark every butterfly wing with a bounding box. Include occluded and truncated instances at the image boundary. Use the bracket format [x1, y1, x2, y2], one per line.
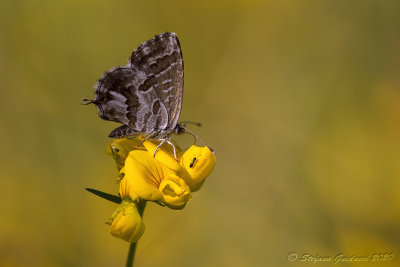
[89, 32, 183, 138]
[92, 66, 169, 136]
[129, 32, 184, 132]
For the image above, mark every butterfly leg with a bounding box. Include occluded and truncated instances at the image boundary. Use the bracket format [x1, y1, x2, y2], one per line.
[153, 139, 178, 160]
[153, 139, 166, 157]
[138, 130, 159, 146]
[165, 140, 177, 160]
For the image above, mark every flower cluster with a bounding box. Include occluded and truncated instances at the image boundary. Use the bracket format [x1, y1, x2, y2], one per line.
[105, 137, 216, 243]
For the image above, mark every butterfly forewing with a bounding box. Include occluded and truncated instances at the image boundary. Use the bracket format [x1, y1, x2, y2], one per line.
[130, 32, 184, 131]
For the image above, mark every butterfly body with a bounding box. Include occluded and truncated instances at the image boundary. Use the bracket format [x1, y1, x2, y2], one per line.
[83, 32, 184, 142]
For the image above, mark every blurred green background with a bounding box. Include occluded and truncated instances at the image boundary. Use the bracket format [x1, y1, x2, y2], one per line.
[1, 0, 400, 266]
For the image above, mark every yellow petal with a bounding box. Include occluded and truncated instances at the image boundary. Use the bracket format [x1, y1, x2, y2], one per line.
[142, 140, 182, 172]
[180, 146, 216, 191]
[119, 167, 139, 201]
[120, 150, 163, 201]
[106, 138, 145, 170]
[159, 174, 192, 210]
[109, 199, 145, 243]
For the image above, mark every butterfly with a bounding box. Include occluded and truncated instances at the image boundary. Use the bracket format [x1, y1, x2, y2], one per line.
[82, 32, 208, 158]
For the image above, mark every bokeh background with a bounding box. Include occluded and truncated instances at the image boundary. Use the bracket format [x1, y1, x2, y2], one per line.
[1, 0, 400, 266]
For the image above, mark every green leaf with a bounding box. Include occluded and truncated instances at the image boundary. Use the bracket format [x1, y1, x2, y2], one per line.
[85, 188, 122, 204]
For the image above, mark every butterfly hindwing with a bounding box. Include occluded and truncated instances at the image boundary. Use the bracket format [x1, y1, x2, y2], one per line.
[94, 66, 169, 135]
[94, 67, 139, 127]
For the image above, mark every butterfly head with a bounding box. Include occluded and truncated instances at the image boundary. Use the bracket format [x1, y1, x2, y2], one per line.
[173, 124, 186, 135]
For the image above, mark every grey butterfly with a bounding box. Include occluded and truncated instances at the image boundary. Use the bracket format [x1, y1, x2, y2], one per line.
[82, 32, 206, 157]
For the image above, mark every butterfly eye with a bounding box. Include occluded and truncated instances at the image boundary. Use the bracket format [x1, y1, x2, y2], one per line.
[189, 157, 197, 168]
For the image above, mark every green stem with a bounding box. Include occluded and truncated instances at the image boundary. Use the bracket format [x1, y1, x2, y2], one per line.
[125, 199, 146, 267]
[125, 242, 137, 267]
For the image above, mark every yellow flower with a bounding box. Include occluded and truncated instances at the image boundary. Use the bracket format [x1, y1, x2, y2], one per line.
[119, 147, 191, 209]
[109, 199, 145, 243]
[118, 139, 216, 209]
[101, 138, 215, 243]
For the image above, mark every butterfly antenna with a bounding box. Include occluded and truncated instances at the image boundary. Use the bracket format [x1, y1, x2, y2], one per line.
[180, 121, 202, 127]
[81, 98, 96, 105]
[182, 128, 198, 147]
[181, 126, 214, 154]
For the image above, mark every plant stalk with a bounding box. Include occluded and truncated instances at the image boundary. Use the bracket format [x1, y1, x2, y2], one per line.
[125, 199, 146, 267]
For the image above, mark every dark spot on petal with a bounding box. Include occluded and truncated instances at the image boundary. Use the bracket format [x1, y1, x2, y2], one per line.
[189, 157, 197, 168]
